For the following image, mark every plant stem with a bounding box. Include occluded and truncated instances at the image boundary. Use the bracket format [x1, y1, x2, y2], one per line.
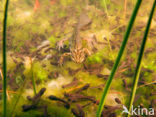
[124, 0, 127, 20]
[102, 0, 108, 15]
[10, 76, 29, 116]
[30, 58, 36, 95]
[127, 1, 156, 117]
[0, 69, 10, 100]
[106, 37, 114, 59]
[2, 0, 9, 116]
[96, 0, 142, 117]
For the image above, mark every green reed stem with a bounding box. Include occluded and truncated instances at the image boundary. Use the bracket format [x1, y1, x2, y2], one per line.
[96, 0, 142, 117]
[127, 1, 156, 117]
[103, 0, 108, 15]
[30, 59, 36, 95]
[2, 0, 9, 117]
[10, 76, 29, 116]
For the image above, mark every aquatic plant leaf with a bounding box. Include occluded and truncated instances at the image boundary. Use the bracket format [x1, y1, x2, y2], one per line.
[2, 0, 10, 116]
[96, 0, 142, 116]
[127, 1, 156, 117]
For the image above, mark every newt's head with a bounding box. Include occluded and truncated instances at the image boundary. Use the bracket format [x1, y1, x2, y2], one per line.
[78, 13, 92, 31]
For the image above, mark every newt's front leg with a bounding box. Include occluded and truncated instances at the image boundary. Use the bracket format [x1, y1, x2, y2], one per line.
[56, 37, 69, 51]
[59, 53, 71, 65]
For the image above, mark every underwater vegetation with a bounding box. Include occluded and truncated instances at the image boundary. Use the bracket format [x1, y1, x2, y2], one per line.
[0, 0, 156, 117]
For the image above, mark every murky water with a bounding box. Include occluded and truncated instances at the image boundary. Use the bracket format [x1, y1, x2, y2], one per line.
[0, 0, 156, 116]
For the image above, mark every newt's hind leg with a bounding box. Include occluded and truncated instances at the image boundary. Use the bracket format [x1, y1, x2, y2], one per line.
[83, 48, 91, 56]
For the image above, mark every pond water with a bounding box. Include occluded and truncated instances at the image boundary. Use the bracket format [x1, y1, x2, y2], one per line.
[0, 0, 156, 117]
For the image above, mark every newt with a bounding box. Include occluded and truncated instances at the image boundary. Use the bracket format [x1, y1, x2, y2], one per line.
[57, 13, 92, 64]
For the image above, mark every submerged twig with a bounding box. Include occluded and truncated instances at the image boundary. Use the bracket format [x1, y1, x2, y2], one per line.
[48, 95, 70, 109]
[42, 105, 49, 117]
[23, 88, 46, 112]
[122, 79, 127, 88]
[62, 77, 79, 88]
[71, 104, 85, 117]
[64, 93, 97, 103]
[0, 90, 18, 94]
[22, 104, 37, 112]
[90, 84, 105, 90]
[65, 84, 85, 93]
[101, 105, 121, 117]
[0, 69, 10, 100]
[137, 80, 156, 88]
[75, 83, 90, 93]
[27, 88, 46, 104]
